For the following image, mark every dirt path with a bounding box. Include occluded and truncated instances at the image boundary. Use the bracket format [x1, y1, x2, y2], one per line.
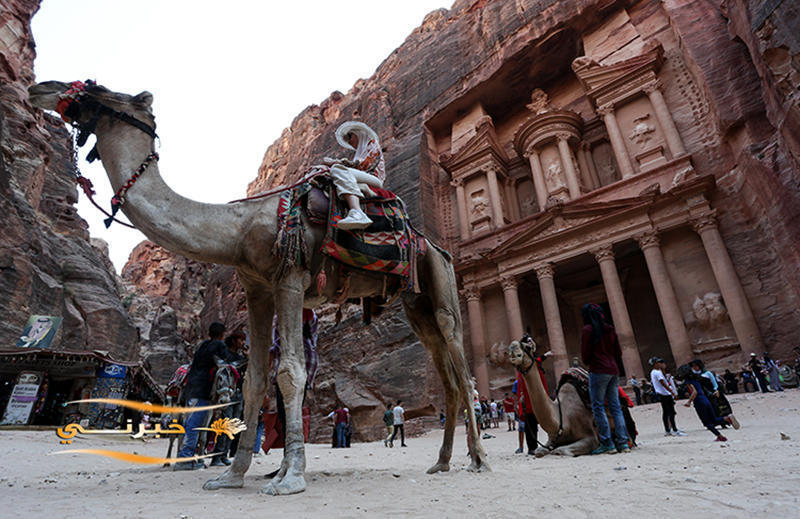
[2, 390, 799, 518]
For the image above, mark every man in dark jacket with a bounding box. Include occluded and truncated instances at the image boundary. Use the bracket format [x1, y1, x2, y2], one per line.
[581, 303, 630, 455]
[175, 322, 237, 470]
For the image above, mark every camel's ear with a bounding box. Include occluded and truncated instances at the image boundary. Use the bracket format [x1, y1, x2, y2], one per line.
[133, 91, 153, 107]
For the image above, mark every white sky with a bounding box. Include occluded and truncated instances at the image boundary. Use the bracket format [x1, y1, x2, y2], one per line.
[31, 1, 449, 272]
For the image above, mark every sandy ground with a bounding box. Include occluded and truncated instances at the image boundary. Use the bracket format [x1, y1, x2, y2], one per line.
[1, 390, 799, 519]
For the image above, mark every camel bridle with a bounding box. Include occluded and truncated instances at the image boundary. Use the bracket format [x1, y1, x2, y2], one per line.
[513, 338, 565, 451]
[56, 80, 159, 228]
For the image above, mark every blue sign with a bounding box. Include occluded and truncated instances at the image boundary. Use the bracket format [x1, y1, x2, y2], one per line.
[97, 363, 127, 379]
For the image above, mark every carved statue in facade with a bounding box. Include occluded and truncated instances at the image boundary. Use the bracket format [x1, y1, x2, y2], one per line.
[629, 113, 655, 147]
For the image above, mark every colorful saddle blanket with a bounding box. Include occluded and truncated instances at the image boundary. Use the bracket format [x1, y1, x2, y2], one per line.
[274, 174, 426, 292]
[558, 367, 591, 409]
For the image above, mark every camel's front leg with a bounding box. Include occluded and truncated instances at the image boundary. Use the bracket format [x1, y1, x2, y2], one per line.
[204, 287, 273, 490]
[549, 436, 598, 457]
[260, 269, 307, 496]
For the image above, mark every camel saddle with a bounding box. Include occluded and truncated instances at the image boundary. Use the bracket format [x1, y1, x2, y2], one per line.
[275, 174, 426, 293]
[558, 367, 592, 409]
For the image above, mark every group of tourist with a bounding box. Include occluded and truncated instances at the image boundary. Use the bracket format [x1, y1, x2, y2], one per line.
[172, 308, 320, 471]
[172, 304, 791, 469]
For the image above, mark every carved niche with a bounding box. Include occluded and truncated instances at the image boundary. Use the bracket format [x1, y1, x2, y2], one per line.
[513, 91, 584, 202]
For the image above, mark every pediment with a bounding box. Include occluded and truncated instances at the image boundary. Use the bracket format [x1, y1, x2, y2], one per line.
[573, 43, 664, 100]
[489, 197, 646, 258]
[441, 121, 510, 176]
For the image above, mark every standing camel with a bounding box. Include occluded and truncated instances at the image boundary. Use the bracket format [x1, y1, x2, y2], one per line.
[508, 339, 600, 456]
[28, 81, 489, 495]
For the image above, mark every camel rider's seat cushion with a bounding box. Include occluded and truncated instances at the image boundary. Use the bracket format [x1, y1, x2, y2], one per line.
[558, 367, 592, 409]
[274, 173, 426, 293]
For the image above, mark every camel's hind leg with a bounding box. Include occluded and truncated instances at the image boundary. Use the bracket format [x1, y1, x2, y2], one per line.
[403, 244, 489, 473]
[204, 282, 273, 490]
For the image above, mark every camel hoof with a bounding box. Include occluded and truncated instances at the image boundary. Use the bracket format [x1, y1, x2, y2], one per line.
[203, 470, 243, 490]
[467, 459, 491, 473]
[258, 474, 306, 496]
[426, 462, 450, 474]
[533, 447, 549, 458]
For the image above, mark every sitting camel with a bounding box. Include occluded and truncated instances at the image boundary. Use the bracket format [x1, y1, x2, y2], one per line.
[28, 80, 489, 495]
[508, 339, 599, 456]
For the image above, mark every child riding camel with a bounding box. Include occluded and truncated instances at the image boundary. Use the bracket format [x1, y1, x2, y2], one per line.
[323, 121, 386, 230]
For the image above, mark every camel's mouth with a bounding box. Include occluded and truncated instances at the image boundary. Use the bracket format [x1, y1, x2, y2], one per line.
[28, 81, 71, 110]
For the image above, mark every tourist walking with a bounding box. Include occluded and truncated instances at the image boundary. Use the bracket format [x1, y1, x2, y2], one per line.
[679, 365, 740, 441]
[175, 322, 238, 471]
[748, 353, 770, 393]
[389, 400, 406, 447]
[581, 303, 630, 454]
[629, 375, 642, 406]
[763, 352, 784, 392]
[649, 357, 685, 437]
[332, 406, 350, 448]
[383, 403, 394, 446]
[489, 399, 499, 428]
[502, 392, 515, 431]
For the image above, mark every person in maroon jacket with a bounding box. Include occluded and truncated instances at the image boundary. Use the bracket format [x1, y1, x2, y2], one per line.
[580, 303, 630, 455]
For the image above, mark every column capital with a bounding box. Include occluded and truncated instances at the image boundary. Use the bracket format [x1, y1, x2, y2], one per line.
[596, 104, 615, 117]
[636, 230, 661, 250]
[500, 274, 518, 291]
[484, 163, 501, 175]
[461, 285, 481, 302]
[534, 263, 555, 280]
[524, 145, 540, 159]
[555, 131, 573, 143]
[591, 244, 615, 262]
[450, 177, 465, 187]
[691, 213, 718, 234]
[643, 80, 664, 95]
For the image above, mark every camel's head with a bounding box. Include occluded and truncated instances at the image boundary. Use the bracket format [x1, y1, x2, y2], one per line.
[508, 341, 524, 367]
[28, 80, 155, 127]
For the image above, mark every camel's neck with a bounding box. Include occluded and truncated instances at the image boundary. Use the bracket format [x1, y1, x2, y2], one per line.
[94, 117, 256, 265]
[520, 362, 560, 434]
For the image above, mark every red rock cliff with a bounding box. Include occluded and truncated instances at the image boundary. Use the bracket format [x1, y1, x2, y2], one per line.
[0, 0, 138, 360]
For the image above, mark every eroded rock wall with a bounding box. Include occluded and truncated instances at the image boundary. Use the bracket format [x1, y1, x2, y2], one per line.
[0, 0, 138, 359]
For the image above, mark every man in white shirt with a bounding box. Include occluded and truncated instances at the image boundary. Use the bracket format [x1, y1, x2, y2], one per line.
[389, 400, 406, 448]
[649, 357, 686, 437]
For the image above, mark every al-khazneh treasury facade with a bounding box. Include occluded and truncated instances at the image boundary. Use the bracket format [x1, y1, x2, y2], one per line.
[426, 9, 777, 396]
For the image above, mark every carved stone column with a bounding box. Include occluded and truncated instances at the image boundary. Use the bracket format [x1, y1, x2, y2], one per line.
[644, 81, 686, 158]
[581, 142, 601, 189]
[637, 230, 693, 365]
[592, 244, 644, 378]
[504, 179, 520, 221]
[452, 179, 470, 240]
[463, 285, 490, 397]
[691, 214, 764, 355]
[556, 133, 582, 199]
[597, 105, 635, 179]
[485, 166, 505, 228]
[534, 263, 568, 376]
[525, 148, 548, 211]
[501, 275, 525, 340]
